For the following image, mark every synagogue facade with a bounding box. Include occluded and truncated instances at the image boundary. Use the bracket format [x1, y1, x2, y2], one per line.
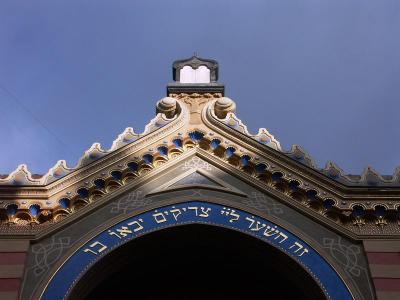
[0, 56, 399, 300]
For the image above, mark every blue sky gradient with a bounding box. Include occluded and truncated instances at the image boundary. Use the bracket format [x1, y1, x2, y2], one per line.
[1, 0, 399, 175]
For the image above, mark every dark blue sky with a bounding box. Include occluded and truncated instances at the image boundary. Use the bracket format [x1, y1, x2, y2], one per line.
[1, 1, 399, 175]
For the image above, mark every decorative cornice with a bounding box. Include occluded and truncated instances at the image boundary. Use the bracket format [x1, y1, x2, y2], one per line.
[1, 93, 400, 238]
[210, 101, 281, 151]
[206, 99, 400, 187]
[1, 131, 400, 238]
[0, 101, 179, 186]
[3, 93, 398, 188]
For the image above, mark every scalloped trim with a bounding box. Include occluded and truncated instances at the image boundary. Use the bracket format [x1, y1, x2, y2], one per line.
[214, 111, 281, 151]
[0, 109, 176, 186]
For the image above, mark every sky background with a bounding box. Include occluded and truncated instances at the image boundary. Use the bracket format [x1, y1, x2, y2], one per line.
[0, 0, 399, 175]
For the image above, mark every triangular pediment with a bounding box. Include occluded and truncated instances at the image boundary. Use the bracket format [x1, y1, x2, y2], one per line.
[170, 171, 221, 188]
[31, 150, 357, 245]
[147, 156, 247, 197]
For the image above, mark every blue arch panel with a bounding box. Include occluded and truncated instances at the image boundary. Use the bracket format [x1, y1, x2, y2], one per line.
[41, 201, 352, 300]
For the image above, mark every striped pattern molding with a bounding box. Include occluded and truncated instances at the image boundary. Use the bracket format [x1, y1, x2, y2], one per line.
[0, 241, 29, 300]
[364, 241, 400, 300]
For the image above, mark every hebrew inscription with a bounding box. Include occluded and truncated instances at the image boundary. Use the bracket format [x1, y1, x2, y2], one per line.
[85, 202, 308, 258]
[40, 201, 352, 300]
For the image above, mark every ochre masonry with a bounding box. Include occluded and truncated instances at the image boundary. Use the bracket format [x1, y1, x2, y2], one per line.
[0, 93, 400, 237]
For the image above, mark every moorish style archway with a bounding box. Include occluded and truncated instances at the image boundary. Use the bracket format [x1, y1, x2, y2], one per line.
[73, 225, 325, 300]
[40, 201, 353, 300]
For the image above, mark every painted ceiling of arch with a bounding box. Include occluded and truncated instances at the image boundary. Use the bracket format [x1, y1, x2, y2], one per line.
[0, 89, 399, 237]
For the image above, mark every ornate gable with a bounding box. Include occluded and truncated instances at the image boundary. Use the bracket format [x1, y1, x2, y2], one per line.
[1, 56, 399, 300]
[0, 56, 399, 237]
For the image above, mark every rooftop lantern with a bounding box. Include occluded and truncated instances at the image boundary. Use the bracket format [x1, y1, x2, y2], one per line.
[167, 54, 224, 95]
